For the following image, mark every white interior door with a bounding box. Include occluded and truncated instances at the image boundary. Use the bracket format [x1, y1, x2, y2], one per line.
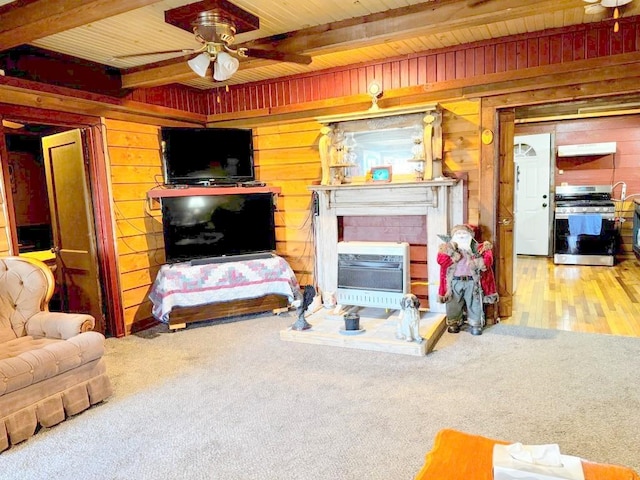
[514, 133, 552, 256]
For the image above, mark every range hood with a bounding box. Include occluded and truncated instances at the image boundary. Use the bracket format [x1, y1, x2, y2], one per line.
[557, 142, 617, 157]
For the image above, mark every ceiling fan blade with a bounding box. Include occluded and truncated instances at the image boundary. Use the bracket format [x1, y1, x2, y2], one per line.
[112, 49, 198, 60]
[243, 48, 312, 65]
[584, 4, 607, 13]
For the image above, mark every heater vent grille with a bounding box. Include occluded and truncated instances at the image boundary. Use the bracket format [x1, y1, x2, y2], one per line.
[336, 241, 410, 309]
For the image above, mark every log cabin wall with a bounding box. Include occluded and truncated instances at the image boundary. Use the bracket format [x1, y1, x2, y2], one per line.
[252, 121, 319, 287]
[104, 118, 315, 333]
[104, 119, 165, 335]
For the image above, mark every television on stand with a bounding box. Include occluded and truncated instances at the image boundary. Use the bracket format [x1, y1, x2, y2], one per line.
[161, 193, 276, 264]
[160, 127, 254, 186]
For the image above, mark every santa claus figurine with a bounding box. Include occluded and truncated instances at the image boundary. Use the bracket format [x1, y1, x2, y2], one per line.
[436, 224, 498, 335]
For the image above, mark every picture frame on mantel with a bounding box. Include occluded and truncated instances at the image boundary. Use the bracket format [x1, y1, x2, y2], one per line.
[370, 165, 392, 183]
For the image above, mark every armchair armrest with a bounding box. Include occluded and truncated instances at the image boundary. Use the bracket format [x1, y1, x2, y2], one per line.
[26, 311, 95, 340]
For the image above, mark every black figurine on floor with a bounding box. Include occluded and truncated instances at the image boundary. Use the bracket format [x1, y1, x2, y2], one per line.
[291, 285, 315, 331]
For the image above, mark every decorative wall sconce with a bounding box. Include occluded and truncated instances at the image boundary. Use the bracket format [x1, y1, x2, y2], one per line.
[367, 80, 383, 111]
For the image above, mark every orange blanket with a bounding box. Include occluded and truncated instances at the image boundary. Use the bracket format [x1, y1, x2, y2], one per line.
[415, 429, 639, 480]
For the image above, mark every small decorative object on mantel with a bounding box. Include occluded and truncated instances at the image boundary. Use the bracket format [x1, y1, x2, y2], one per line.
[291, 285, 316, 331]
[424, 111, 444, 180]
[319, 126, 333, 185]
[369, 165, 392, 183]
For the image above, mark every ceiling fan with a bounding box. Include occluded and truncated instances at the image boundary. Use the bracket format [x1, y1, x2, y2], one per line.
[583, 0, 633, 31]
[115, 0, 312, 82]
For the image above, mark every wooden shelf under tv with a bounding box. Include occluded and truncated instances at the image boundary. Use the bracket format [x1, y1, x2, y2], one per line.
[148, 185, 281, 198]
[146, 185, 281, 210]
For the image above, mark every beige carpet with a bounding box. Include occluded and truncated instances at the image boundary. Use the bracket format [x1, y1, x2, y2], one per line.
[2, 311, 640, 479]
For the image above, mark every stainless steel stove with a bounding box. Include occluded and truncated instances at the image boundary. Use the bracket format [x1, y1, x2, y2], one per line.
[553, 185, 617, 266]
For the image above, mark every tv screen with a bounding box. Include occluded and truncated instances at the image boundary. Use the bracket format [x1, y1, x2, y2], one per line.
[161, 127, 254, 185]
[161, 193, 276, 264]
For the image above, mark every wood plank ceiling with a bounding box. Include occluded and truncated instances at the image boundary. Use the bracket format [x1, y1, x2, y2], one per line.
[0, 0, 638, 91]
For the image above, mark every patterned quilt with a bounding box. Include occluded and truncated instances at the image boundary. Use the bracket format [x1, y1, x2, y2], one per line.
[149, 256, 300, 323]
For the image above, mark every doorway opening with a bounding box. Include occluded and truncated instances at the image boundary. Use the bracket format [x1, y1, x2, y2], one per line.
[4, 123, 65, 255]
[1, 116, 116, 336]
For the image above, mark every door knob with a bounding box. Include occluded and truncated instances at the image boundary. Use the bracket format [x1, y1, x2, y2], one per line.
[51, 246, 60, 254]
[543, 194, 547, 199]
[542, 203, 547, 208]
[498, 218, 512, 225]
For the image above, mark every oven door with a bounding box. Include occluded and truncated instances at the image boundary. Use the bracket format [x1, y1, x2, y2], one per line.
[554, 212, 617, 261]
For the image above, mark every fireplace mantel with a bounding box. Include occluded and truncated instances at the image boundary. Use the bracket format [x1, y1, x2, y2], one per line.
[309, 180, 464, 313]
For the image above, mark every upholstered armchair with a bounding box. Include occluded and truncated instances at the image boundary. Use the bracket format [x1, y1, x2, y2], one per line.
[0, 256, 112, 452]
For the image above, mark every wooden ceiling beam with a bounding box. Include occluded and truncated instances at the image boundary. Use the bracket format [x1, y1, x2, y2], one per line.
[0, 0, 164, 51]
[240, 0, 579, 55]
[121, 0, 581, 89]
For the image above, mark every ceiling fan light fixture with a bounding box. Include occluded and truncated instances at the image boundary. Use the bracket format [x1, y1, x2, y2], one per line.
[600, 0, 632, 7]
[187, 52, 211, 77]
[213, 51, 239, 81]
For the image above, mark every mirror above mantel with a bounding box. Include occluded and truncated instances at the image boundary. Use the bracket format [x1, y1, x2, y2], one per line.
[316, 104, 443, 185]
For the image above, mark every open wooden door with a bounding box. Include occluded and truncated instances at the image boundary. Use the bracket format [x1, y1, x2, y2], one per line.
[42, 129, 105, 333]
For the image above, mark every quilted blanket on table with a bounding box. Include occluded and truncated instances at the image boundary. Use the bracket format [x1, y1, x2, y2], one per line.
[149, 256, 300, 323]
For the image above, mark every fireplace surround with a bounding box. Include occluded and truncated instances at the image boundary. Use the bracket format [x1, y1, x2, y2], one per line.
[310, 179, 464, 313]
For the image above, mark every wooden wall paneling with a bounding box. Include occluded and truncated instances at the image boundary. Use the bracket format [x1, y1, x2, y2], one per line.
[440, 100, 481, 226]
[617, 200, 636, 254]
[253, 121, 320, 288]
[104, 118, 163, 333]
[474, 46, 485, 76]
[256, 163, 321, 181]
[123, 301, 155, 335]
[477, 102, 501, 318]
[538, 36, 550, 65]
[455, 50, 466, 79]
[573, 30, 586, 61]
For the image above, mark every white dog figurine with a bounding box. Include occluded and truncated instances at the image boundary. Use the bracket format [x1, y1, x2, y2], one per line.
[396, 293, 423, 343]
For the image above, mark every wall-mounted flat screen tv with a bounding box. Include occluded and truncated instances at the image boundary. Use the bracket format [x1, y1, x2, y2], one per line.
[160, 127, 254, 185]
[161, 193, 276, 264]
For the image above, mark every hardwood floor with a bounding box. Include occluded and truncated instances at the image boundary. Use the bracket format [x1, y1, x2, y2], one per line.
[500, 255, 640, 337]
